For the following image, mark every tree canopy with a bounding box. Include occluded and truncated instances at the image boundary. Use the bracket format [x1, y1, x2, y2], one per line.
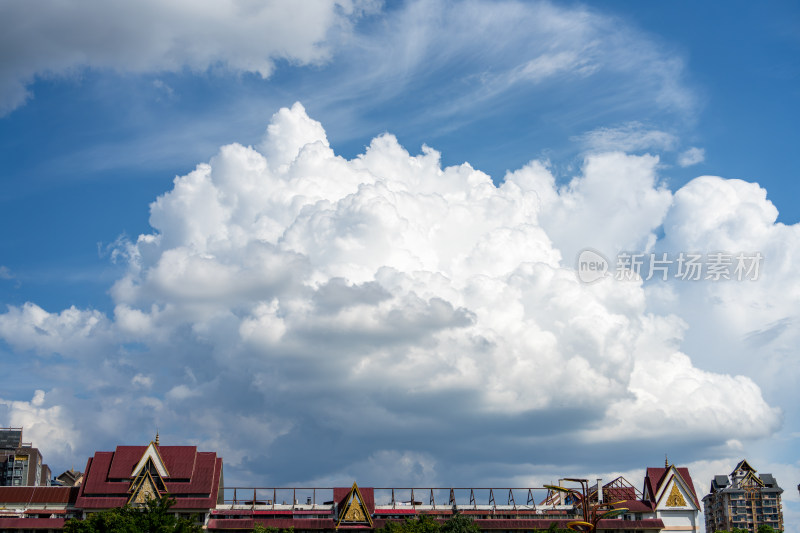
[378, 514, 445, 533]
[63, 495, 203, 533]
[375, 512, 573, 533]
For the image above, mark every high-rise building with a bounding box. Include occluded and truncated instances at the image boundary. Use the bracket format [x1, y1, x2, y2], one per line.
[702, 459, 783, 532]
[0, 428, 50, 487]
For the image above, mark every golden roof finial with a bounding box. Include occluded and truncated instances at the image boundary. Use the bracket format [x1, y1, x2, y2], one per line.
[665, 454, 669, 468]
[155, 430, 159, 446]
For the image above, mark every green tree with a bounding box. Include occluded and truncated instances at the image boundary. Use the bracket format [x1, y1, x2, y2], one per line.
[253, 525, 296, 533]
[440, 513, 480, 533]
[377, 514, 442, 533]
[64, 495, 202, 533]
[376, 512, 482, 533]
[757, 525, 781, 533]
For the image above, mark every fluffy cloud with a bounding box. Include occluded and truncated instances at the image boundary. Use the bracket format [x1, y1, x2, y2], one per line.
[0, 0, 376, 114]
[0, 391, 79, 465]
[656, 176, 800, 409]
[0, 303, 112, 357]
[0, 104, 787, 488]
[678, 147, 705, 167]
[506, 152, 672, 262]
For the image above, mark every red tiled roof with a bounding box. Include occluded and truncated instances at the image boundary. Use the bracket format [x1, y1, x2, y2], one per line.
[280, 518, 337, 528]
[644, 466, 699, 508]
[0, 486, 79, 505]
[373, 517, 665, 531]
[473, 519, 574, 529]
[76, 497, 129, 509]
[107, 445, 198, 479]
[644, 467, 665, 500]
[76, 447, 222, 510]
[106, 446, 147, 478]
[79, 454, 130, 495]
[165, 452, 217, 493]
[611, 499, 654, 512]
[334, 486, 375, 514]
[207, 518, 337, 530]
[208, 518, 256, 530]
[0, 517, 67, 529]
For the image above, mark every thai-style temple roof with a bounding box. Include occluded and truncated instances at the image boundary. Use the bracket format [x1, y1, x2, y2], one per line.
[75, 442, 222, 510]
[643, 465, 700, 508]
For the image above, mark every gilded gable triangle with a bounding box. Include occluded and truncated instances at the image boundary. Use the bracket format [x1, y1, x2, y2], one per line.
[128, 442, 169, 505]
[665, 483, 686, 507]
[336, 483, 373, 529]
[128, 470, 165, 505]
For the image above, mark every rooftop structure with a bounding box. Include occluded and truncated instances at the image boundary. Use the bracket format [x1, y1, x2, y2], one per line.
[53, 468, 83, 487]
[75, 437, 224, 518]
[643, 461, 701, 533]
[208, 482, 667, 532]
[0, 486, 80, 530]
[0, 439, 701, 533]
[702, 459, 784, 533]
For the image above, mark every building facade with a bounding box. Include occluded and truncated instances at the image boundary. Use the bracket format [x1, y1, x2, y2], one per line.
[643, 463, 701, 533]
[74, 437, 224, 522]
[0, 428, 50, 487]
[0, 438, 702, 533]
[0, 486, 80, 531]
[702, 460, 783, 533]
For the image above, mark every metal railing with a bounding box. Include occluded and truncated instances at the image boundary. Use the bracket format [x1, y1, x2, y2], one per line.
[220, 487, 574, 513]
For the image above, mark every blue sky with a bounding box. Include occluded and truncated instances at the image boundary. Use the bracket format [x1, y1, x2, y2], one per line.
[2, 1, 798, 312]
[1, 0, 799, 529]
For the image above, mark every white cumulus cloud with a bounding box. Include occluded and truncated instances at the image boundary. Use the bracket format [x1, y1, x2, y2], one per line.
[678, 147, 706, 167]
[0, 0, 376, 114]
[0, 103, 787, 487]
[0, 391, 79, 466]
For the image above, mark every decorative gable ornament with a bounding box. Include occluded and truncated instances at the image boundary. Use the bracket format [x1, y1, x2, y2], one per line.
[130, 470, 164, 504]
[733, 459, 756, 475]
[665, 484, 687, 507]
[654, 468, 698, 511]
[336, 483, 373, 529]
[740, 471, 765, 488]
[131, 442, 169, 478]
[128, 441, 169, 505]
